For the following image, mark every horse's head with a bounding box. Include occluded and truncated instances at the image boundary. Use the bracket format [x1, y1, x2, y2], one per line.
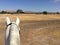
[5, 17, 20, 45]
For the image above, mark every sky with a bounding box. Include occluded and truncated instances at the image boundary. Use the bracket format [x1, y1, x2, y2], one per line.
[0, 0, 60, 12]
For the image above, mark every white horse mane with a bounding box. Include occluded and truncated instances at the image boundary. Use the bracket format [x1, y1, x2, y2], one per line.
[5, 17, 20, 45]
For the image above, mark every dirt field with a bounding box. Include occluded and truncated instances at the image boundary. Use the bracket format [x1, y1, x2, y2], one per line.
[0, 14, 60, 45]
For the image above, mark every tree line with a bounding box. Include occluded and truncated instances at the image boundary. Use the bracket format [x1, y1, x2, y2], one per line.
[0, 9, 60, 14]
[0, 9, 24, 14]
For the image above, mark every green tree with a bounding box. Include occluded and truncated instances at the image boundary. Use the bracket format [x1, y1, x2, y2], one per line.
[0, 11, 7, 14]
[56, 12, 59, 14]
[16, 9, 24, 13]
[43, 11, 47, 14]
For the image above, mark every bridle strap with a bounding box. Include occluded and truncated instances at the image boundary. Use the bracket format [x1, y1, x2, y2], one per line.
[7, 23, 20, 34]
[7, 23, 12, 27]
[7, 23, 18, 27]
[7, 23, 20, 32]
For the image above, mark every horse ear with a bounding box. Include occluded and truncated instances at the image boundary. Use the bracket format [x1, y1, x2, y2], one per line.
[16, 17, 20, 26]
[6, 17, 11, 25]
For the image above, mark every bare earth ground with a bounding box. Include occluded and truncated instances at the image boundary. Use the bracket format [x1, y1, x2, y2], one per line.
[0, 14, 60, 45]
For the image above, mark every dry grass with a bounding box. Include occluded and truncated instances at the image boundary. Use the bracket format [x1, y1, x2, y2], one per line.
[0, 14, 60, 45]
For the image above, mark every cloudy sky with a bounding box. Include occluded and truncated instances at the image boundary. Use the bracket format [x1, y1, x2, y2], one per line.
[0, 0, 60, 12]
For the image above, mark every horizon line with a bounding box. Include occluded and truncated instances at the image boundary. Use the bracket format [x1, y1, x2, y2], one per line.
[0, 9, 60, 12]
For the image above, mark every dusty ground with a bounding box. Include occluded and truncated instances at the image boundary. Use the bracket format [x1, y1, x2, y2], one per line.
[0, 14, 60, 45]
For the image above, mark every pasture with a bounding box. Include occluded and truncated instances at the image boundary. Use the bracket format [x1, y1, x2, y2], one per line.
[0, 14, 60, 45]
